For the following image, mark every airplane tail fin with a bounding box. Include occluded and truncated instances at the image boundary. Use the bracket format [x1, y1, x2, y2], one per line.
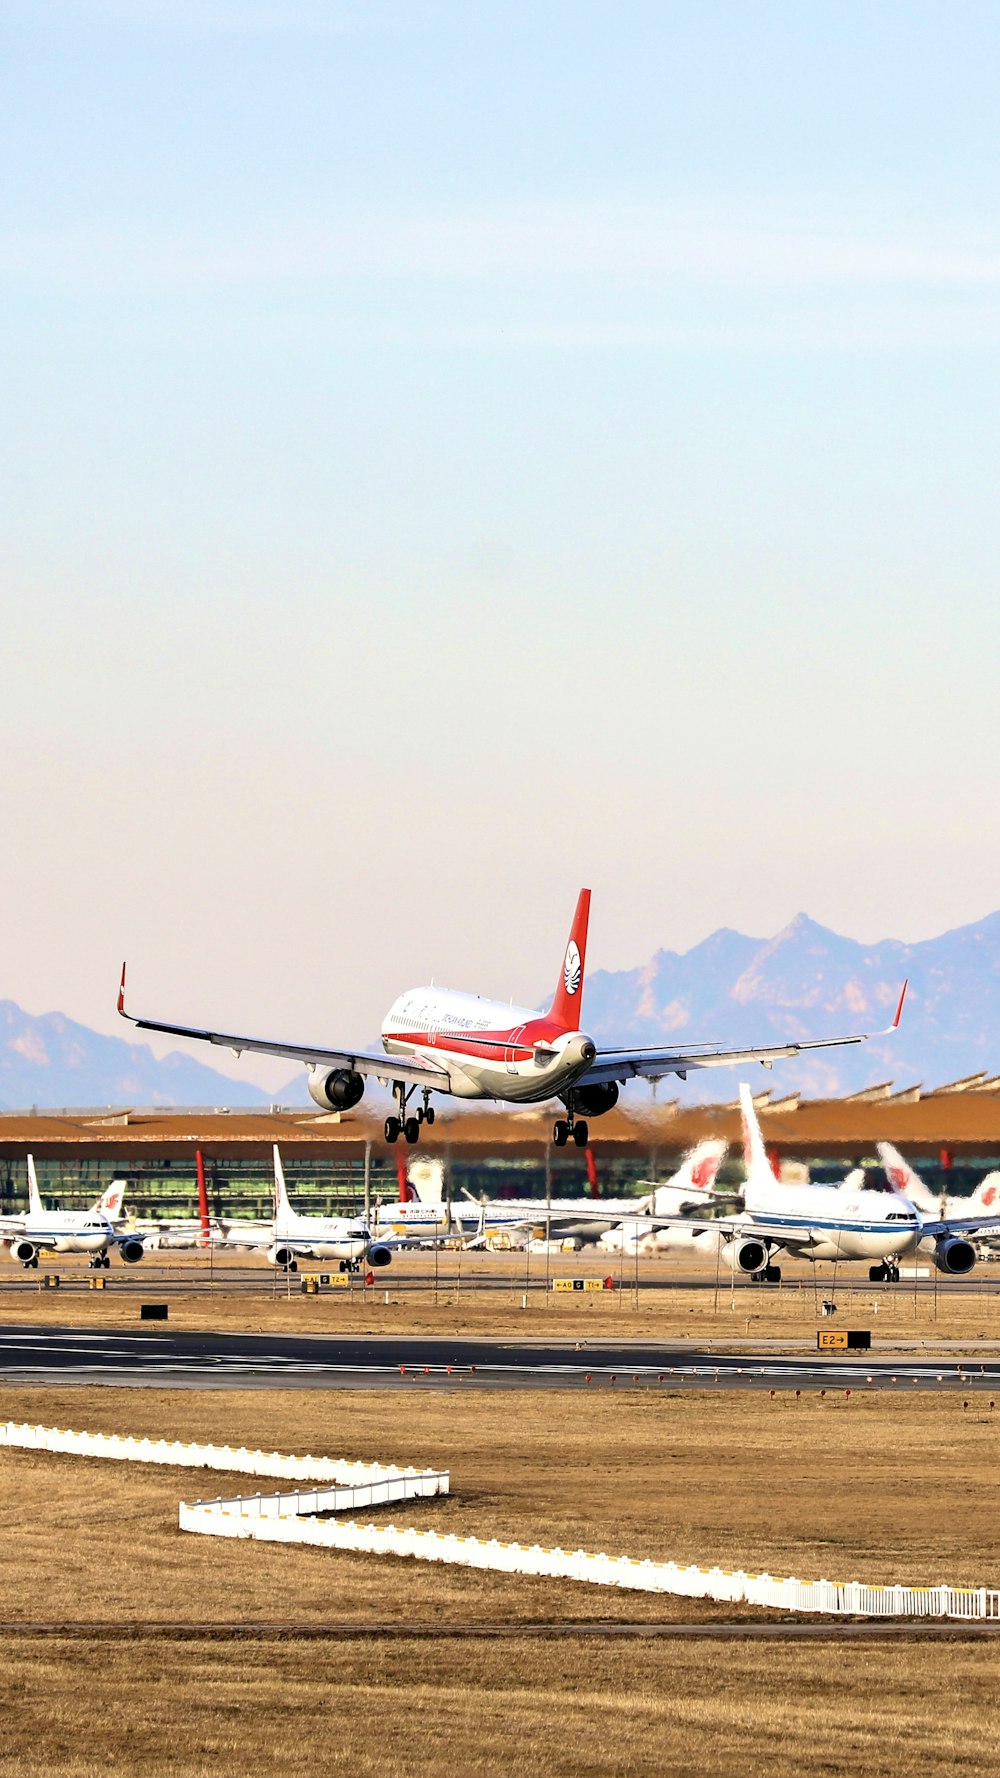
[652, 1139, 727, 1212]
[877, 1142, 936, 1212]
[968, 1172, 1000, 1216]
[739, 1085, 776, 1210]
[26, 1155, 42, 1218]
[273, 1145, 294, 1233]
[548, 888, 591, 1030]
[96, 1179, 127, 1221]
[406, 1159, 445, 1205]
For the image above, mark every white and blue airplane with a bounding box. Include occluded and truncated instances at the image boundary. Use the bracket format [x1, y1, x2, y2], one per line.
[223, 1147, 441, 1272]
[0, 1157, 145, 1269]
[658, 1085, 1000, 1283]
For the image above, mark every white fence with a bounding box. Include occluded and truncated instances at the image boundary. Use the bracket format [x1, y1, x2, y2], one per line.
[178, 1498, 1000, 1619]
[3, 1421, 998, 1619]
[0, 1420, 448, 1500]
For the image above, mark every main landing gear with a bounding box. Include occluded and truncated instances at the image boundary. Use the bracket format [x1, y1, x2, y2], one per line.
[552, 1114, 589, 1149]
[384, 1085, 436, 1146]
[869, 1261, 901, 1283]
[88, 1253, 111, 1270]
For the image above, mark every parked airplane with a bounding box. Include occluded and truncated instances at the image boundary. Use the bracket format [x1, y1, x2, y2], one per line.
[877, 1142, 1000, 1224]
[117, 890, 907, 1148]
[225, 1147, 426, 1272]
[0, 1158, 143, 1269]
[657, 1086, 998, 1282]
[377, 1140, 729, 1249]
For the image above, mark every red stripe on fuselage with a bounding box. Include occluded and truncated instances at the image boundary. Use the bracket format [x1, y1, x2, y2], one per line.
[385, 1015, 570, 1067]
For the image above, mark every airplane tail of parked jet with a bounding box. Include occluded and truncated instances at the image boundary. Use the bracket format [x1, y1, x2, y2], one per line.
[650, 1139, 727, 1214]
[96, 1180, 126, 1220]
[26, 1155, 43, 1219]
[272, 1145, 295, 1234]
[547, 888, 591, 1030]
[739, 1085, 776, 1210]
[878, 1142, 937, 1213]
[968, 1173, 1000, 1215]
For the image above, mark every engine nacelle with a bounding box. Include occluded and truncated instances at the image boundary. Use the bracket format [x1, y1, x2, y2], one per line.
[933, 1236, 977, 1276]
[307, 1068, 366, 1113]
[11, 1240, 37, 1265]
[267, 1245, 297, 1270]
[366, 1244, 393, 1268]
[567, 1081, 620, 1119]
[721, 1236, 769, 1275]
[118, 1238, 145, 1264]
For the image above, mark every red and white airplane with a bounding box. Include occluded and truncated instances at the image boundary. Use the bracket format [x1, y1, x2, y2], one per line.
[117, 889, 906, 1148]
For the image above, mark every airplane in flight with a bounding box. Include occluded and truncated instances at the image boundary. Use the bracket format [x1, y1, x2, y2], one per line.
[660, 1085, 1000, 1282]
[0, 1158, 144, 1269]
[117, 889, 907, 1149]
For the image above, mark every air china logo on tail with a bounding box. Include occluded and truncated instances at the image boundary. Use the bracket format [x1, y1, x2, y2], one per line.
[691, 1156, 720, 1190]
[563, 940, 581, 996]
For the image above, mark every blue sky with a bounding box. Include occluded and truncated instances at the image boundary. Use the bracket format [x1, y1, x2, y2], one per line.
[2, 2, 999, 1081]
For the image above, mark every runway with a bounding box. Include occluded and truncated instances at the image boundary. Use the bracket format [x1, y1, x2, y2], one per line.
[1, 1325, 999, 1389]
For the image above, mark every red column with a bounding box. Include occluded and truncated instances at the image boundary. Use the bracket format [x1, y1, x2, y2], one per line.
[940, 1147, 953, 1172]
[396, 1150, 409, 1202]
[585, 1147, 600, 1198]
[195, 1149, 210, 1247]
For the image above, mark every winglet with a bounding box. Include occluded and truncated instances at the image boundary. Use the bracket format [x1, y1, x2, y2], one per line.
[117, 963, 128, 1018]
[891, 979, 908, 1030]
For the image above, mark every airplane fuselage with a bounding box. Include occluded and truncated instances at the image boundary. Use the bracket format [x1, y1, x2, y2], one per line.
[5, 1213, 113, 1257]
[381, 988, 595, 1103]
[747, 1184, 921, 1264]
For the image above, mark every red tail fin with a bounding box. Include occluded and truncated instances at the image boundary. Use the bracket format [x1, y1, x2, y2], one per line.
[549, 888, 591, 1029]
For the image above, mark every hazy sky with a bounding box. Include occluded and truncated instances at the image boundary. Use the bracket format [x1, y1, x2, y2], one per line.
[3, 1, 1000, 1086]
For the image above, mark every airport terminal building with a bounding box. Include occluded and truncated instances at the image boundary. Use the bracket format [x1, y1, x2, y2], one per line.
[3, 1076, 1000, 1220]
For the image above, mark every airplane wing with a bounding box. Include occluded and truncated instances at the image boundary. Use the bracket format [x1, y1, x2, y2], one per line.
[918, 1215, 1000, 1238]
[620, 1209, 821, 1252]
[116, 966, 450, 1093]
[575, 983, 908, 1086]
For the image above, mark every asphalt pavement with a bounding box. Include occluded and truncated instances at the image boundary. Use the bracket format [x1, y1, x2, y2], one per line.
[0, 1325, 998, 1390]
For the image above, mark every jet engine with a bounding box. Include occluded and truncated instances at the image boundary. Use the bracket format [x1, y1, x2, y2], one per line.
[118, 1239, 145, 1264]
[267, 1245, 297, 1270]
[366, 1244, 393, 1268]
[720, 1237, 769, 1275]
[307, 1068, 366, 1113]
[11, 1240, 38, 1265]
[932, 1236, 977, 1276]
[566, 1082, 620, 1119]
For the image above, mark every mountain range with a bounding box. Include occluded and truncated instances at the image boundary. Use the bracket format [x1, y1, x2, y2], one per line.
[2, 908, 998, 1108]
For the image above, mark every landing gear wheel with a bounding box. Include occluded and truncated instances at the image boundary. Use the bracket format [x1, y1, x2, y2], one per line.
[869, 1263, 887, 1282]
[29, 1257, 39, 1270]
[384, 1117, 401, 1144]
[404, 1117, 421, 1145]
[573, 1120, 589, 1147]
[764, 1264, 782, 1283]
[424, 1106, 436, 1126]
[888, 1264, 900, 1283]
[552, 1119, 569, 1148]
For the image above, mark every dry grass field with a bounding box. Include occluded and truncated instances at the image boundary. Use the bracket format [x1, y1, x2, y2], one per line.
[1, 1633, 998, 1778]
[0, 1386, 998, 1773]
